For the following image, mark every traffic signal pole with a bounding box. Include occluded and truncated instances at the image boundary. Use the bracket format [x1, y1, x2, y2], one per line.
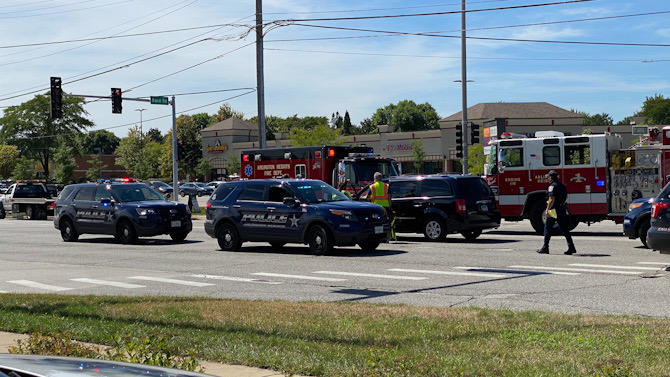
[171, 96, 178, 202]
[460, 0, 469, 175]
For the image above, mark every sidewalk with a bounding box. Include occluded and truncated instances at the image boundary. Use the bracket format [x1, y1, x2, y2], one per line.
[0, 331, 301, 377]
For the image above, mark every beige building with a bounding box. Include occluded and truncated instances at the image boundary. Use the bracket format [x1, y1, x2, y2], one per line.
[201, 102, 636, 179]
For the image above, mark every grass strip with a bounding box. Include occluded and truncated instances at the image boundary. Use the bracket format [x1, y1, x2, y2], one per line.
[0, 294, 668, 376]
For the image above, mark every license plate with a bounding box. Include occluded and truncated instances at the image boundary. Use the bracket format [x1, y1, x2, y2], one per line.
[171, 220, 181, 227]
[375, 225, 384, 234]
[480, 204, 488, 212]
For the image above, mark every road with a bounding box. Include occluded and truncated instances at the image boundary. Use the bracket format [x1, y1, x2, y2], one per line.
[2, 218, 670, 317]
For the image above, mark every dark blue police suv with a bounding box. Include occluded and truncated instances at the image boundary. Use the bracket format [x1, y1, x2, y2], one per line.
[54, 179, 192, 244]
[204, 179, 391, 255]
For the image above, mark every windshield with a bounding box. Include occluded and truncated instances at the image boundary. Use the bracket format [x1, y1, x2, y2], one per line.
[354, 161, 398, 182]
[110, 184, 165, 202]
[194, 182, 207, 188]
[153, 181, 170, 188]
[291, 182, 349, 203]
[487, 144, 498, 176]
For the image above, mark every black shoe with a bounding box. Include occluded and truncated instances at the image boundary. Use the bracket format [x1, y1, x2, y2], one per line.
[536, 248, 549, 254]
[564, 248, 576, 255]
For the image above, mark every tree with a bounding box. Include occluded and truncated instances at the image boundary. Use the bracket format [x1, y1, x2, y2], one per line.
[86, 157, 107, 182]
[77, 130, 120, 154]
[343, 111, 353, 136]
[12, 156, 35, 180]
[143, 141, 164, 178]
[115, 126, 146, 179]
[226, 155, 240, 177]
[157, 115, 203, 179]
[637, 94, 670, 124]
[0, 94, 94, 179]
[0, 144, 20, 179]
[211, 103, 245, 124]
[290, 124, 343, 147]
[52, 144, 79, 184]
[196, 158, 213, 181]
[145, 128, 164, 144]
[358, 118, 377, 134]
[411, 139, 426, 174]
[468, 144, 486, 176]
[192, 113, 213, 131]
[370, 100, 439, 132]
[331, 112, 343, 130]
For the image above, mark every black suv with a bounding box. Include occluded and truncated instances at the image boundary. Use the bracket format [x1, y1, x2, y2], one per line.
[204, 179, 391, 255]
[646, 181, 670, 254]
[53, 179, 192, 243]
[357, 175, 500, 241]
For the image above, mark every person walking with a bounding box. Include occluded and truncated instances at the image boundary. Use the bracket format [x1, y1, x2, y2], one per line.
[537, 170, 577, 255]
[368, 172, 396, 240]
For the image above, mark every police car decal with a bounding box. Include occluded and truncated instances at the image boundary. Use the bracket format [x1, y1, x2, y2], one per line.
[241, 213, 301, 228]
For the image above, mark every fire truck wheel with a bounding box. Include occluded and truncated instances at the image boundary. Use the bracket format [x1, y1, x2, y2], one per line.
[423, 217, 447, 241]
[639, 220, 650, 248]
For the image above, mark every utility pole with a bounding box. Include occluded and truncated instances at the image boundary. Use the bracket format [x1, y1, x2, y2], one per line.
[171, 96, 178, 201]
[460, 0, 469, 175]
[256, 0, 267, 149]
[135, 108, 146, 162]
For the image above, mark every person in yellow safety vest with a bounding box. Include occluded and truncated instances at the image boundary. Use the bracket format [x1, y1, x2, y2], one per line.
[368, 172, 396, 240]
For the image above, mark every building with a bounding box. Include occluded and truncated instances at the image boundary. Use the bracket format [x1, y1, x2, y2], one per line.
[201, 103, 638, 178]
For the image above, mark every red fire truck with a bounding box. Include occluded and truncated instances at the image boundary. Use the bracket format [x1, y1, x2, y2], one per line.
[240, 145, 398, 190]
[485, 127, 670, 234]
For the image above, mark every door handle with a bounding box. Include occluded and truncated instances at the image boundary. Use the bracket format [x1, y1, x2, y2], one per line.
[267, 207, 276, 211]
[233, 205, 241, 208]
[92, 205, 99, 209]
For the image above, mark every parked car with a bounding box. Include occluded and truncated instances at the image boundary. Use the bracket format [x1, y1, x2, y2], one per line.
[646, 182, 670, 254]
[623, 197, 653, 247]
[53, 179, 192, 243]
[177, 182, 201, 197]
[148, 180, 174, 199]
[194, 182, 214, 195]
[207, 181, 226, 189]
[355, 174, 501, 241]
[204, 179, 391, 254]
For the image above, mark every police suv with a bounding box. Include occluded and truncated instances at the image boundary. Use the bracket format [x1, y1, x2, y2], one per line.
[204, 179, 391, 255]
[53, 178, 192, 243]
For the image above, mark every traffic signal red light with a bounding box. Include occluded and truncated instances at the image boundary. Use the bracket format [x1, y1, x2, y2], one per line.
[50, 77, 62, 119]
[177, 140, 185, 161]
[111, 88, 122, 114]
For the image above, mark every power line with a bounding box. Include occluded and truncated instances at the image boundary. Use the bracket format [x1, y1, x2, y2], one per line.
[0, 0, 133, 19]
[0, 0, 55, 9]
[262, 0, 511, 15]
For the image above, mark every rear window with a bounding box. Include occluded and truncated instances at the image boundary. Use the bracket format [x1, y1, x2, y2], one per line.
[389, 181, 419, 198]
[455, 178, 492, 199]
[212, 185, 235, 201]
[420, 179, 452, 197]
[15, 184, 46, 195]
[58, 186, 76, 201]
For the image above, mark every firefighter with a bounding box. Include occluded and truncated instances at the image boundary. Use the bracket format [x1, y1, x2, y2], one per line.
[537, 170, 577, 255]
[368, 172, 395, 240]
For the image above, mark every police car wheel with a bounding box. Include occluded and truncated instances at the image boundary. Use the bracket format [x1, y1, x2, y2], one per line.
[60, 218, 79, 242]
[358, 241, 380, 251]
[307, 225, 333, 255]
[423, 217, 446, 241]
[170, 230, 188, 242]
[461, 230, 482, 241]
[639, 220, 650, 248]
[217, 223, 241, 251]
[116, 220, 138, 244]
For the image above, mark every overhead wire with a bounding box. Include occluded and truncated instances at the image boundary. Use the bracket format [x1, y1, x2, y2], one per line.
[0, 0, 134, 19]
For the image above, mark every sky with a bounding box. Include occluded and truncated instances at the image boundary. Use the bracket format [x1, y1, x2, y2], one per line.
[0, 0, 668, 138]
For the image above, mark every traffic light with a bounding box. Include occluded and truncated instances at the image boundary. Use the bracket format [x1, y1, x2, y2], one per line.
[470, 123, 480, 145]
[455, 125, 463, 159]
[50, 77, 62, 119]
[177, 140, 185, 161]
[111, 88, 122, 114]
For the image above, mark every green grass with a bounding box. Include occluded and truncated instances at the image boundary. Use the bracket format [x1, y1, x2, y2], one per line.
[1, 294, 669, 376]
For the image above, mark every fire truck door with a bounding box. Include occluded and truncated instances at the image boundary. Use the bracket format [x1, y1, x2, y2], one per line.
[563, 136, 605, 215]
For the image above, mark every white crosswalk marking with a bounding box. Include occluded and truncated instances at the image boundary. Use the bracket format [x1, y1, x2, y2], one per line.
[192, 274, 282, 284]
[7, 280, 72, 291]
[252, 273, 345, 282]
[455, 267, 579, 276]
[127, 276, 214, 287]
[313, 271, 427, 280]
[71, 278, 144, 289]
[509, 265, 641, 275]
[638, 262, 670, 266]
[388, 268, 506, 278]
[570, 263, 661, 271]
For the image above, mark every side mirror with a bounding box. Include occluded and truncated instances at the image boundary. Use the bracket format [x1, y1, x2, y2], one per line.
[283, 197, 299, 207]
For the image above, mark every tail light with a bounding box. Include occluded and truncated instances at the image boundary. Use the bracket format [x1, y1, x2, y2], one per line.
[51, 201, 57, 209]
[205, 202, 212, 210]
[456, 199, 467, 214]
[651, 202, 670, 219]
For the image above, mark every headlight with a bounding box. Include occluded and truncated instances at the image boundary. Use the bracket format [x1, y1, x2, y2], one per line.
[135, 208, 155, 216]
[330, 209, 357, 221]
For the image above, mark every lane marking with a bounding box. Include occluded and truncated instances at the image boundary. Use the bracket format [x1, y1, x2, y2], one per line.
[570, 263, 660, 271]
[313, 271, 427, 280]
[455, 267, 579, 276]
[509, 265, 641, 275]
[7, 280, 72, 291]
[638, 262, 670, 266]
[127, 276, 214, 287]
[71, 278, 144, 289]
[192, 274, 282, 285]
[251, 273, 345, 282]
[388, 268, 506, 278]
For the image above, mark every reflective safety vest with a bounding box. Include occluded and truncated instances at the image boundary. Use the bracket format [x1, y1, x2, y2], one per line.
[369, 181, 390, 207]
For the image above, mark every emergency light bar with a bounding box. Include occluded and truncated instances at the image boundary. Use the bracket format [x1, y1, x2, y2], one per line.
[97, 178, 136, 183]
[15, 180, 46, 183]
[328, 148, 336, 157]
[242, 154, 249, 162]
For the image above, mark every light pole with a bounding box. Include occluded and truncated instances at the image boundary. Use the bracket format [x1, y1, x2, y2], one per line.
[135, 108, 146, 149]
